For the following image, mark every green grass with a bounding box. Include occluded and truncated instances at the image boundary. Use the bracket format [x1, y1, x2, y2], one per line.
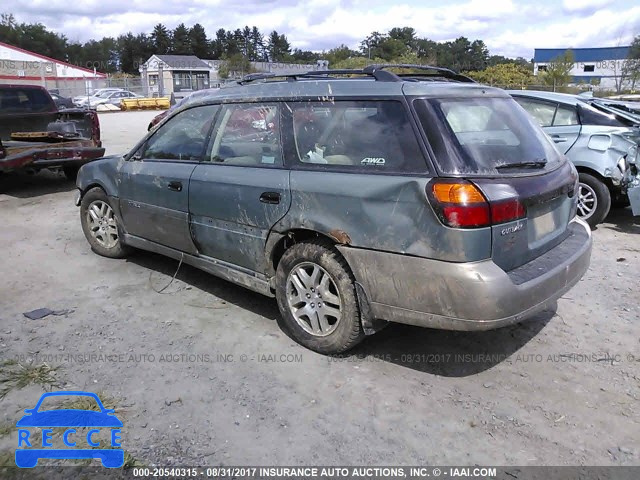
[0, 360, 61, 400]
[122, 451, 145, 469]
[0, 423, 12, 437]
[53, 390, 119, 412]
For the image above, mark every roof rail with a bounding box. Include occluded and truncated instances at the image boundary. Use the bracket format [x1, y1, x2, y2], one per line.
[363, 64, 475, 83]
[235, 64, 474, 85]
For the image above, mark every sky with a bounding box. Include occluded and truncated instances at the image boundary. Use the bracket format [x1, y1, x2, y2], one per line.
[8, 0, 640, 58]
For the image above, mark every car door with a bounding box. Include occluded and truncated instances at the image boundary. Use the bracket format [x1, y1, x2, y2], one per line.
[545, 103, 581, 153]
[189, 102, 291, 273]
[514, 97, 581, 154]
[119, 104, 219, 253]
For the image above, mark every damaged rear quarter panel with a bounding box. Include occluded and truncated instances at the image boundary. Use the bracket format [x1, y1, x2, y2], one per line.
[275, 170, 491, 262]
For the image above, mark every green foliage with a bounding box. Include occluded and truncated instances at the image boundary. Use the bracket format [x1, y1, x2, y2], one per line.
[217, 53, 256, 79]
[0, 359, 61, 400]
[539, 49, 574, 87]
[267, 30, 291, 62]
[466, 62, 534, 86]
[151, 24, 171, 55]
[171, 23, 191, 55]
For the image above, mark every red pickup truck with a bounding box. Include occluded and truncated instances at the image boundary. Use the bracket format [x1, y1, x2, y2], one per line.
[0, 84, 105, 179]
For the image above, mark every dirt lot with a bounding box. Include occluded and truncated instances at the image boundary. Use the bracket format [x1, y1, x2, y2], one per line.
[0, 110, 638, 468]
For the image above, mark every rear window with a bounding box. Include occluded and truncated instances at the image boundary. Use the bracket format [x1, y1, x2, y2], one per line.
[0, 88, 54, 113]
[415, 97, 562, 175]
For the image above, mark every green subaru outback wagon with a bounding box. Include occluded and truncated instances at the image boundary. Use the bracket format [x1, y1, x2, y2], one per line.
[75, 65, 592, 354]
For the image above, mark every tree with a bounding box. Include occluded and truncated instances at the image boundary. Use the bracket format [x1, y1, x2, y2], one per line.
[267, 31, 291, 62]
[211, 29, 227, 59]
[0, 14, 68, 60]
[217, 53, 255, 79]
[250, 26, 266, 61]
[539, 49, 574, 89]
[117, 32, 153, 74]
[189, 24, 209, 58]
[323, 45, 359, 66]
[171, 23, 191, 55]
[466, 63, 534, 86]
[622, 35, 640, 91]
[151, 24, 171, 54]
[388, 27, 417, 50]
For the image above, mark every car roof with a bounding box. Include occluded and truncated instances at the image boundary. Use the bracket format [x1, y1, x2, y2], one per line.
[190, 78, 507, 103]
[507, 89, 584, 106]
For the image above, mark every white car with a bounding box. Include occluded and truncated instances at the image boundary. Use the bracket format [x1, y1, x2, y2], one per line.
[86, 90, 141, 108]
[73, 88, 124, 107]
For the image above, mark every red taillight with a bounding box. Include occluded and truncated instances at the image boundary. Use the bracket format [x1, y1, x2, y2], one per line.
[442, 204, 491, 228]
[428, 180, 526, 228]
[490, 199, 526, 224]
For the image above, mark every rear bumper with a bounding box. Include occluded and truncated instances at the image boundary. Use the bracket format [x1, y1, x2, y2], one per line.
[338, 218, 592, 331]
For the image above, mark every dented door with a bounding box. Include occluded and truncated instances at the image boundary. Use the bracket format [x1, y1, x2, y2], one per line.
[188, 103, 291, 273]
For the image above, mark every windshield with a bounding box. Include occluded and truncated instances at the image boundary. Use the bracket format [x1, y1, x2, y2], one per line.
[414, 97, 563, 175]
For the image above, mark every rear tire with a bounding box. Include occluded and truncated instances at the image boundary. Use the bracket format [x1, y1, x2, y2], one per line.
[80, 187, 132, 258]
[275, 239, 365, 354]
[577, 173, 610, 228]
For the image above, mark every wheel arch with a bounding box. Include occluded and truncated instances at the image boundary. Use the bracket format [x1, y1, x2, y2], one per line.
[266, 228, 343, 276]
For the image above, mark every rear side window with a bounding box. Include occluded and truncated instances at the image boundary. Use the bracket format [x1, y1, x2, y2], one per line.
[0, 88, 53, 113]
[289, 100, 426, 173]
[206, 103, 283, 167]
[415, 97, 562, 175]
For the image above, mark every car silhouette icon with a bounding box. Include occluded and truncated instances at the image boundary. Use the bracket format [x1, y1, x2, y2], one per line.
[15, 391, 123, 468]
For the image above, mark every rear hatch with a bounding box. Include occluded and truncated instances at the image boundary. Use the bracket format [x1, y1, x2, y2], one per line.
[413, 93, 578, 271]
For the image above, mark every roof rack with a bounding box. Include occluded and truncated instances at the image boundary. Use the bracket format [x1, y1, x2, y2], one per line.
[363, 64, 475, 83]
[237, 64, 474, 85]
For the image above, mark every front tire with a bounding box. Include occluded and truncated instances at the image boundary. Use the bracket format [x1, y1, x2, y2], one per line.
[577, 173, 611, 228]
[275, 239, 365, 354]
[80, 187, 132, 258]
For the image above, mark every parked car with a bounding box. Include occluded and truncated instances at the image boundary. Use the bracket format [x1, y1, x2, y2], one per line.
[76, 65, 592, 354]
[148, 88, 220, 131]
[49, 91, 74, 110]
[0, 84, 104, 179]
[86, 90, 141, 108]
[73, 88, 124, 107]
[509, 90, 640, 226]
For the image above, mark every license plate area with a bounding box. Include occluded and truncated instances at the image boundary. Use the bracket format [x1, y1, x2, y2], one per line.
[532, 211, 556, 238]
[527, 197, 571, 248]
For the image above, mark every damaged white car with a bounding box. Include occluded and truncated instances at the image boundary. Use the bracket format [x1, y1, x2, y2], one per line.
[509, 90, 640, 227]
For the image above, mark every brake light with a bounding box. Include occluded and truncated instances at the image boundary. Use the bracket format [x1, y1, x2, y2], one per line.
[428, 180, 526, 228]
[490, 199, 526, 224]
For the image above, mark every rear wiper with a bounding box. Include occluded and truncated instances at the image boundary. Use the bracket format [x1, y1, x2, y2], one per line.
[496, 159, 547, 170]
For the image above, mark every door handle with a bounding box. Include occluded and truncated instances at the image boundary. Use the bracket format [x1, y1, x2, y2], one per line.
[260, 192, 281, 204]
[551, 135, 567, 143]
[168, 181, 183, 192]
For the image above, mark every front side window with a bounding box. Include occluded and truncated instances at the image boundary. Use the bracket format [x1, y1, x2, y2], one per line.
[289, 100, 426, 173]
[207, 103, 283, 167]
[141, 104, 218, 161]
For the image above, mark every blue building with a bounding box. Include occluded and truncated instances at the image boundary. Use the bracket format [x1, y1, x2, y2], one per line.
[534, 46, 631, 89]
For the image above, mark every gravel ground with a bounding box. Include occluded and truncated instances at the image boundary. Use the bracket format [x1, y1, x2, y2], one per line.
[0, 110, 638, 468]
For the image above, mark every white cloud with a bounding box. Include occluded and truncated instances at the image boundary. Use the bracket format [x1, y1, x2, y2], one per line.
[562, 0, 614, 14]
[6, 0, 640, 59]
